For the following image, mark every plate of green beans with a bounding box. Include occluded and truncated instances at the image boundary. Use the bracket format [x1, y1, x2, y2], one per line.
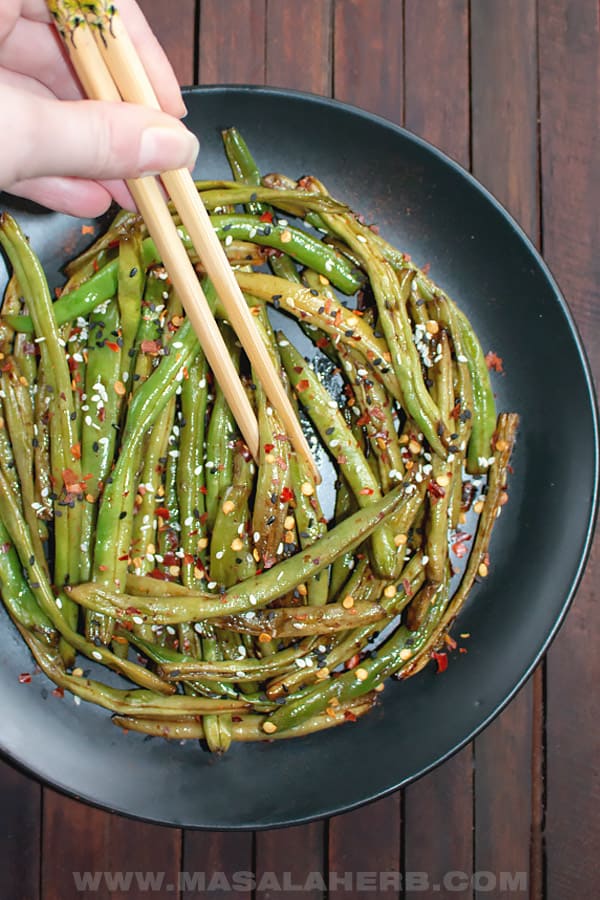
[0, 87, 596, 828]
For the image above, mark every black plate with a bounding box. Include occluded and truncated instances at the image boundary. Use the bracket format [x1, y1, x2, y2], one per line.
[0, 86, 597, 829]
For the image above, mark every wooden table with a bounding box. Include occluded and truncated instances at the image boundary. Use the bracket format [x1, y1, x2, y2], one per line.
[1, 2, 598, 898]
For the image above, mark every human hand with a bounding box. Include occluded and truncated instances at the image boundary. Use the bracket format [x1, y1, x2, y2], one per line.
[0, 1, 199, 216]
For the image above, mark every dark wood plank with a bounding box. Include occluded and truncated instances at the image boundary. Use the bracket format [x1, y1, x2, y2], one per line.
[328, 796, 402, 900]
[266, 0, 332, 95]
[403, 4, 474, 896]
[538, 1, 600, 898]
[182, 831, 253, 900]
[404, 0, 470, 164]
[470, 3, 541, 896]
[403, 754, 474, 898]
[198, 0, 267, 85]
[138, 0, 197, 86]
[333, 0, 403, 124]
[42, 789, 181, 900]
[254, 824, 325, 900]
[329, 4, 403, 890]
[0, 758, 41, 900]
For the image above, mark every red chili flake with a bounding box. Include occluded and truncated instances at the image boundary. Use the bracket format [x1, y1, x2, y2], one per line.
[359, 487, 374, 496]
[70, 443, 82, 460]
[62, 468, 86, 495]
[263, 443, 275, 453]
[334, 309, 343, 327]
[422, 262, 431, 275]
[259, 210, 274, 223]
[432, 650, 448, 673]
[81, 225, 95, 235]
[140, 339, 163, 355]
[402, 578, 413, 597]
[343, 710, 358, 722]
[336, 454, 348, 465]
[118, 554, 130, 562]
[98, 406, 106, 423]
[125, 606, 142, 615]
[316, 337, 329, 349]
[18, 673, 32, 684]
[199, 485, 207, 495]
[451, 532, 472, 558]
[323, 298, 332, 315]
[444, 634, 457, 651]
[345, 653, 361, 670]
[155, 507, 170, 521]
[427, 481, 446, 500]
[459, 647, 468, 654]
[280, 486, 294, 503]
[105, 341, 120, 353]
[296, 379, 310, 392]
[52, 686, 65, 698]
[147, 568, 175, 581]
[199, 512, 208, 525]
[485, 350, 504, 373]
[450, 400, 461, 420]
[93, 259, 100, 273]
[356, 412, 370, 427]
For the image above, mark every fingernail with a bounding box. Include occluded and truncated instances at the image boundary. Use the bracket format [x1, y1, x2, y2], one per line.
[138, 126, 199, 176]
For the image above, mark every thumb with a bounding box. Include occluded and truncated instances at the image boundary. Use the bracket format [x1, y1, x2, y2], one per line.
[0, 85, 199, 189]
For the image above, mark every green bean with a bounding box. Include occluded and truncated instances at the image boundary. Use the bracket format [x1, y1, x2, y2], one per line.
[116, 226, 145, 383]
[265, 573, 450, 734]
[210, 215, 361, 293]
[0, 519, 55, 642]
[328, 477, 358, 600]
[288, 454, 328, 606]
[0, 465, 174, 693]
[1, 365, 48, 559]
[177, 352, 210, 585]
[0, 214, 83, 663]
[69, 481, 419, 624]
[234, 271, 402, 399]
[222, 127, 266, 215]
[112, 694, 376, 741]
[79, 302, 123, 584]
[16, 623, 259, 716]
[279, 335, 405, 578]
[205, 326, 238, 530]
[212, 599, 386, 639]
[210, 447, 256, 587]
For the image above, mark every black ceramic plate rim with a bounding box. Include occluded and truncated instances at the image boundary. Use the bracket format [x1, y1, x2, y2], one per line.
[0, 85, 598, 830]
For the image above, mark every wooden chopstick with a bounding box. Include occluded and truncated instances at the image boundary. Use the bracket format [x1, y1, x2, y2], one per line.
[47, 4, 260, 459]
[47, 2, 320, 484]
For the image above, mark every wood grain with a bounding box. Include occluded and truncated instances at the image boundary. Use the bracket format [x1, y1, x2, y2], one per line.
[183, 831, 253, 900]
[198, 0, 267, 85]
[539, 1, 600, 897]
[404, 0, 470, 165]
[333, 0, 403, 124]
[138, 0, 197, 85]
[403, 4, 474, 896]
[42, 790, 181, 900]
[266, 0, 332, 95]
[328, 795, 401, 900]
[255, 824, 325, 900]
[0, 759, 41, 900]
[470, 2, 541, 896]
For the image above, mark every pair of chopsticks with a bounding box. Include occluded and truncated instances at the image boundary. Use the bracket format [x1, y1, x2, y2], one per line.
[47, 1, 319, 483]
